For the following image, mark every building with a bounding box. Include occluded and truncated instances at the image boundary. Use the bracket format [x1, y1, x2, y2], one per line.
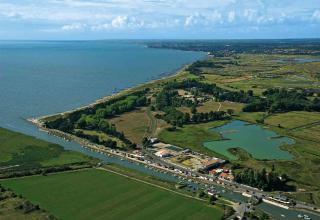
[218, 172, 234, 181]
[153, 142, 172, 148]
[155, 149, 173, 158]
[149, 138, 159, 144]
[200, 158, 226, 172]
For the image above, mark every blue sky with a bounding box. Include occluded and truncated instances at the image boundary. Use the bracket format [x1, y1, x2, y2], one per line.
[0, 0, 320, 40]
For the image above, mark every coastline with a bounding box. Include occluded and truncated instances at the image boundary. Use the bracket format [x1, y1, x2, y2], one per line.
[32, 64, 192, 123]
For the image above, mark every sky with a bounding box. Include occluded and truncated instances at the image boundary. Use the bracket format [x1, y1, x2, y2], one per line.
[0, 0, 320, 40]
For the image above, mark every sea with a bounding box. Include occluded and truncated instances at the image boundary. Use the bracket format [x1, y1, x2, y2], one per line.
[0, 40, 204, 143]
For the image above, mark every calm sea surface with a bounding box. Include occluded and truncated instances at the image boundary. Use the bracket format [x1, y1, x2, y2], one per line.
[0, 40, 204, 140]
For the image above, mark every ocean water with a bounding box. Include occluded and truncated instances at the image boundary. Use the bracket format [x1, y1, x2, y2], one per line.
[0, 40, 204, 141]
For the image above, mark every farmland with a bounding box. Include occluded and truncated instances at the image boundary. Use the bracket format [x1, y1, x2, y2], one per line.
[1, 169, 224, 220]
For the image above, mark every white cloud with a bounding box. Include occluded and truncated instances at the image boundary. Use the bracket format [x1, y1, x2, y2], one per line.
[228, 11, 235, 23]
[111, 16, 128, 28]
[312, 10, 320, 21]
[61, 23, 87, 31]
[0, 0, 319, 35]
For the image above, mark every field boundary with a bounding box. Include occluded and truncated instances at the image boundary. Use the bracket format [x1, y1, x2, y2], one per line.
[96, 167, 209, 202]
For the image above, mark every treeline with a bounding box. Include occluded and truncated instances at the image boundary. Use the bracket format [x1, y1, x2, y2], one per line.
[158, 79, 255, 105]
[147, 40, 320, 55]
[157, 107, 228, 127]
[74, 113, 136, 149]
[45, 91, 149, 148]
[186, 60, 224, 75]
[155, 89, 194, 110]
[234, 168, 290, 191]
[0, 162, 92, 179]
[0, 184, 57, 219]
[46, 90, 148, 132]
[243, 88, 320, 113]
[95, 95, 148, 118]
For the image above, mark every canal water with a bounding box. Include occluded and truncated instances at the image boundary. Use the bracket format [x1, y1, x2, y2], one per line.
[204, 120, 295, 160]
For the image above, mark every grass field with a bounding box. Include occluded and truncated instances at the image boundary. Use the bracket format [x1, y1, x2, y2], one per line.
[202, 54, 320, 95]
[197, 101, 244, 114]
[0, 128, 93, 169]
[1, 169, 223, 220]
[264, 111, 320, 129]
[110, 107, 170, 144]
[158, 120, 228, 158]
[109, 108, 150, 144]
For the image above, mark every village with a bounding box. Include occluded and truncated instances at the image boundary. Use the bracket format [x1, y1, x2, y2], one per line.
[146, 137, 235, 182]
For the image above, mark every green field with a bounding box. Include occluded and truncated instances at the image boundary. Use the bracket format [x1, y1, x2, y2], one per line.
[0, 127, 93, 169]
[1, 169, 223, 220]
[264, 111, 320, 129]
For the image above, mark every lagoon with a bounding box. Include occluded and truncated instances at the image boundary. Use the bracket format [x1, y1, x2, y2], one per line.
[204, 120, 294, 160]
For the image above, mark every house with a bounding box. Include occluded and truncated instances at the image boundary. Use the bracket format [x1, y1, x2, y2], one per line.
[219, 172, 234, 181]
[201, 158, 225, 171]
[155, 149, 172, 158]
[209, 169, 216, 176]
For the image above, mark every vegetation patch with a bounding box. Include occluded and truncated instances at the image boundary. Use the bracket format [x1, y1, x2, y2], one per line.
[0, 128, 93, 170]
[159, 121, 228, 158]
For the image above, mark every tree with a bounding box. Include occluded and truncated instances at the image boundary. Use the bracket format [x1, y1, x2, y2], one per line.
[209, 195, 216, 205]
[226, 109, 234, 116]
[142, 137, 149, 147]
[191, 105, 197, 114]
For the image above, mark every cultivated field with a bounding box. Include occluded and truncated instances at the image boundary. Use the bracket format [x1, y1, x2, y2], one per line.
[1, 169, 223, 220]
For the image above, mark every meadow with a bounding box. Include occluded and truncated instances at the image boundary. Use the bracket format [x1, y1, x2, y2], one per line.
[1, 169, 223, 220]
[159, 120, 228, 158]
[0, 128, 93, 169]
[202, 54, 320, 95]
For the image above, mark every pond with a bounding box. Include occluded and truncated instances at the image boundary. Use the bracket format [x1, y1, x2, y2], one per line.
[203, 120, 295, 160]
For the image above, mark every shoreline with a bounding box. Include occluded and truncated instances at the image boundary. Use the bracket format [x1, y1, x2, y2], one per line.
[33, 64, 191, 122]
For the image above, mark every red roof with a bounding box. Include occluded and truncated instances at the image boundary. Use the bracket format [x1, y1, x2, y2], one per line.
[219, 173, 228, 178]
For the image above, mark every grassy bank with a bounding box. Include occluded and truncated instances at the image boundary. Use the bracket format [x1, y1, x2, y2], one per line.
[0, 127, 94, 169]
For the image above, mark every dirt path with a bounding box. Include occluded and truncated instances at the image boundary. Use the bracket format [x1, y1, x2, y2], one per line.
[146, 108, 157, 137]
[217, 102, 222, 111]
